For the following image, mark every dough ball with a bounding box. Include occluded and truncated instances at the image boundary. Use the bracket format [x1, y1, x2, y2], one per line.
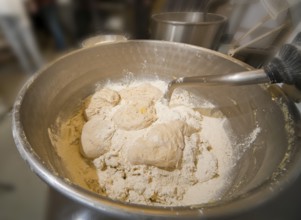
[113, 101, 157, 130]
[119, 84, 162, 103]
[81, 117, 115, 159]
[127, 120, 197, 169]
[85, 106, 112, 121]
[93, 87, 120, 104]
[85, 88, 120, 120]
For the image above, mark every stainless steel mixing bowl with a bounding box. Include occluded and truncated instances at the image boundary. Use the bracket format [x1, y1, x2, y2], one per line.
[151, 12, 227, 49]
[12, 40, 301, 219]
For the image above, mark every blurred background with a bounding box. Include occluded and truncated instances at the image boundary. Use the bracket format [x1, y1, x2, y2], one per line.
[1, 0, 301, 219]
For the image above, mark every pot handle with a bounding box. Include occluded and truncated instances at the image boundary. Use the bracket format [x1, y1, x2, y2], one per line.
[81, 34, 128, 48]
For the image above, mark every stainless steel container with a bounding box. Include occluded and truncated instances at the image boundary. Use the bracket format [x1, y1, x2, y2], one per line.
[12, 40, 301, 219]
[151, 12, 227, 49]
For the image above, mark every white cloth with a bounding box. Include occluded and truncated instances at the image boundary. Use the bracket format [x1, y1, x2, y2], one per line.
[0, 0, 29, 26]
[0, 16, 44, 73]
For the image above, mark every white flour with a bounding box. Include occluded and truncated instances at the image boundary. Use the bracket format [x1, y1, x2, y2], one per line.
[81, 80, 240, 206]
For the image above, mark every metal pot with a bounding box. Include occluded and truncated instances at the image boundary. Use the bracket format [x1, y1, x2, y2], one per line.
[12, 40, 301, 219]
[151, 12, 227, 49]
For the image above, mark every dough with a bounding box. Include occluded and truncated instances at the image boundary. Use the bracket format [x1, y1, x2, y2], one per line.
[113, 100, 157, 130]
[53, 80, 238, 206]
[85, 88, 120, 120]
[119, 84, 162, 103]
[81, 117, 115, 159]
[127, 120, 197, 169]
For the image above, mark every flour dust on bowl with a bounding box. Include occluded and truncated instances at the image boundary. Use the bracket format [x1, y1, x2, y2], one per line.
[12, 40, 301, 219]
